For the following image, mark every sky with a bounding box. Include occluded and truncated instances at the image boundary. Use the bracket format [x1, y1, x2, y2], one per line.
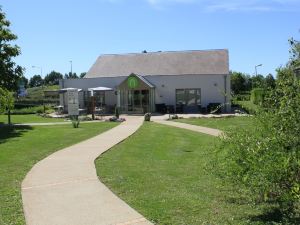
[2, 0, 300, 78]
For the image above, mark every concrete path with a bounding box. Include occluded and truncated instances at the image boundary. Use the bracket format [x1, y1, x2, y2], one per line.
[152, 117, 222, 137]
[22, 116, 153, 225]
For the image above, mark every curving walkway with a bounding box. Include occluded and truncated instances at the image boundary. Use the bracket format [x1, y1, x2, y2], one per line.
[152, 116, 222, 136]
[22, 116, 153, 225]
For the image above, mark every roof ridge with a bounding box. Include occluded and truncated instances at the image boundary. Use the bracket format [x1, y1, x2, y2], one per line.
[99, 49, 228, 57]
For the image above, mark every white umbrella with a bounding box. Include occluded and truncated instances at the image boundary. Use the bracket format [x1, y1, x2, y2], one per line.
[88, 87, 113, 91]
[59, 88, 82, 93]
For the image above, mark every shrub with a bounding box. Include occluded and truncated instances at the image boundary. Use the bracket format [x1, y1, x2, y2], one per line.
[171, 114, 179, 120]
[71, 118, 80, 128]
[8, 105, 53, 114]
[250, 88, 265, 105]
[144, 113, 151, 121]
[234, 94, 250, 101]
[218, 68, 300, 221]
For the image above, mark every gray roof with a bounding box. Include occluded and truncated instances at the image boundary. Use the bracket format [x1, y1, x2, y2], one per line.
[85, 49, 229, 78]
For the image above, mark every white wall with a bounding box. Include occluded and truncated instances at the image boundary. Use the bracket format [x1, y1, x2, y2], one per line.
[60, 74, 231, 112]
[145, 74, 230, 109]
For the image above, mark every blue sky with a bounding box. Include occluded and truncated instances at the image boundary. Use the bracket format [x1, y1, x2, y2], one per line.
[2, 0, 300, 78]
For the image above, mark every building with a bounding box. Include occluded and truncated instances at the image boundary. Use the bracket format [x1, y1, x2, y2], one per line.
[59, 49, 231, 114]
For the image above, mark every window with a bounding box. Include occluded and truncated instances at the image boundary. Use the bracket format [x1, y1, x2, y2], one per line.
[176, 89, 201, 106]
[176, 89, 185, 105]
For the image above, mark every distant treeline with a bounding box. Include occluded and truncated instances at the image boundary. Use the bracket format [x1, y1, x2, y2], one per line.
[21, 71, 87, 88]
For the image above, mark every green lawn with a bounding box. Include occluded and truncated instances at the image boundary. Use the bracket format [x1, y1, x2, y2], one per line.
[0, 122, 118, 225]
[0, 114, 66, 124]
[96, 122, 269, 224]
[176, 116, 254, 131]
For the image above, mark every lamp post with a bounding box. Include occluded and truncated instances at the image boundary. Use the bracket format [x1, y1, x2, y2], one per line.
[32, 65, 45, 113]
[255, 64, 263, 76]
[69, 60, 72, 76]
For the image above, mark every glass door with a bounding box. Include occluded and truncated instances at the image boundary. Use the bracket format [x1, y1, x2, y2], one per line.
[141, 90, 149, 112]
[128, 90, 133, 111]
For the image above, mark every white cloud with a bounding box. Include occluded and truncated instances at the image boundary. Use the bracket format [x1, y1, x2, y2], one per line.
[100, 0, 300, 12]
[144, 0, 300, 12]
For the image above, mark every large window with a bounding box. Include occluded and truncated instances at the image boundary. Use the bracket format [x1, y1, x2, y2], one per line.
[176, 89, 201, 106]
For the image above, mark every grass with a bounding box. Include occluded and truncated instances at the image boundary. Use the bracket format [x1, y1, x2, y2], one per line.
[176, 115, 254, 131]
[0, 122, 118, 225]
[25, 85, 59, 99]
[96, 122, 270, 224]
[0, 114, 65, 124]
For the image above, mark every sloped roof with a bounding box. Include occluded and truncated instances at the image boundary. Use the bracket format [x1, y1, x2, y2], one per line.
[85, 49, 229, 78]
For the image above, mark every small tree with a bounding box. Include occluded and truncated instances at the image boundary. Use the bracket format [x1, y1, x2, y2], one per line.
[0, 87, 14, 124]
[230, 71, 246, 94]
[29, 75, 43, 87]
[0, 7, 23, 91]
[64, 72, 78, 79]
[44, 71, 63, 85]
[80, 72, 86, 78]
[265, 73, 276, 89]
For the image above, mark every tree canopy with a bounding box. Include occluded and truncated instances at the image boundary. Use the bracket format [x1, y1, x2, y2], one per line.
[44, 71, 63, 85]
[0, 7, 23, 91]
[0, 87, 14, 113]
[64, 72, 78, 79]
[29, 74, 43, 87]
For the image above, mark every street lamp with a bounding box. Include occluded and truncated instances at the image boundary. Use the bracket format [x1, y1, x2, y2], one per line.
[32, 65, 45, 113]
[255, 64, 263, 76]
[69, 60, 72, 75]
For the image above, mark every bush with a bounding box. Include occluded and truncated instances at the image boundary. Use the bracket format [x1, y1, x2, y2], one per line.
[234, 94, 250, 101]
[71, 118, 80, 128]
[218, 68, 300, 221]
[250, 88, 265, 105]
[8, 105, 53, 115]
[171, 114, 179, 120]
[234, 100, 259, 115]
[144, 113, 151, 121]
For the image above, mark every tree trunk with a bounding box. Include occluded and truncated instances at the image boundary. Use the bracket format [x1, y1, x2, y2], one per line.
[8, 109, 11, 125]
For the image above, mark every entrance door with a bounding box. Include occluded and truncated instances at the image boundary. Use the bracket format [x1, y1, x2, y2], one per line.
[127, 89, 149, 113]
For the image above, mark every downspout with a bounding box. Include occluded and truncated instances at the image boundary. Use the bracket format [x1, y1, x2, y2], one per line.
[224, 75, 227, 112]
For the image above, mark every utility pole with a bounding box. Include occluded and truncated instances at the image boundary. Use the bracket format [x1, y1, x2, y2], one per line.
[70, 60, 72, 76]
[255, 64, 262, 76]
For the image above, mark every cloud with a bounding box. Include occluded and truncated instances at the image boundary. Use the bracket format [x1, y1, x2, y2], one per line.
[144, 0, 300, 12]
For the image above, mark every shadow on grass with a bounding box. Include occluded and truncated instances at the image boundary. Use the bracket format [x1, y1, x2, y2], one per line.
[249, 208, 300, 224]
[0, 125, 33, 144]
[224, 193, 298, 224]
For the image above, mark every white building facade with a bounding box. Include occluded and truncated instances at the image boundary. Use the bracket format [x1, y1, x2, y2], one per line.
[60, 49, 231, 114]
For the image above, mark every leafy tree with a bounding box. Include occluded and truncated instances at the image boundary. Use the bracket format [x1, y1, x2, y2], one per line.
[44, 71, 63, 85]
[29, 74, 43, 87]
[80, 72, 86, 78]
[64, 72, 78, 79]
[218, 38, 300, 221]
[251, 74, 266, 89]
[243, 74, 253, 92]
[230, 71, 246, 94]
[0, 87, 14, 124]
[289, 37, 300, 68]
[265, 73, 276, 89]
[0, 7, 23, 91]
